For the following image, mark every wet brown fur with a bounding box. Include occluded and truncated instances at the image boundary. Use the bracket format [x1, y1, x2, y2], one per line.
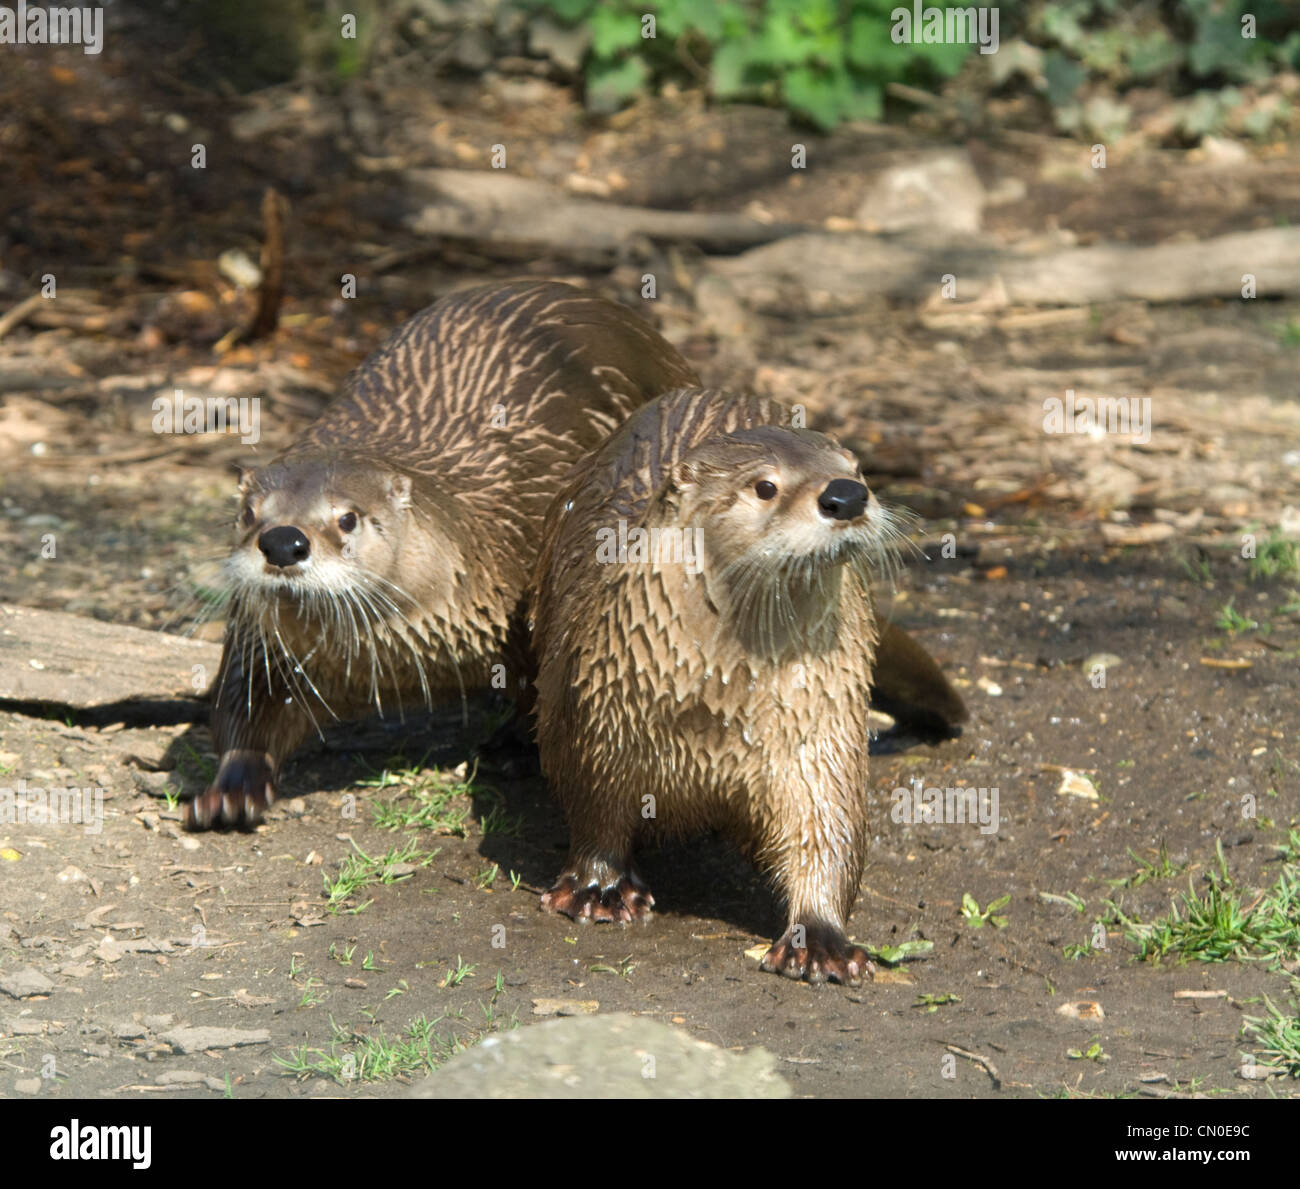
[532, 386, 925, 984]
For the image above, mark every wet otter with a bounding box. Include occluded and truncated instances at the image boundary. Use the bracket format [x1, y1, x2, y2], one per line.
[187, 281, 699, 829]
[531, 386, 965, 984]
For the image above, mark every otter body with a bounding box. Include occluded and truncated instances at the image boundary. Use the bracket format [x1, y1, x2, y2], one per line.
[189, 281, 698, 828]
[533, 386, 932, 984]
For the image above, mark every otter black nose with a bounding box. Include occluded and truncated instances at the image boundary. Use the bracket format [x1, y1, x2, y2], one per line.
[258, 525, 310, 568]
[818, 479, 869, 521]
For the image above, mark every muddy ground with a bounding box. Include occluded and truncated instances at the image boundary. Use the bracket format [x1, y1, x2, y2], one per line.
[2, 9, 1299, 1099]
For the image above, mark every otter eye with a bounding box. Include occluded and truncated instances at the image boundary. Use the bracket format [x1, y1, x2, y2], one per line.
[240, 505, 256, 528]
[754, 480, 778, 501]
[338, 511, 358, 533]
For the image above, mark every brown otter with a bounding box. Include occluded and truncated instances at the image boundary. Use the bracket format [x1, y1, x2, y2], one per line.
[187, 280, 699, 829]
[531, 386, 965, 984]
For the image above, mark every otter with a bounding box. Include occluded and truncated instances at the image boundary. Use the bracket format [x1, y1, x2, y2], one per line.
[531, 386, 966, 984]
[187, 280, 699, 829]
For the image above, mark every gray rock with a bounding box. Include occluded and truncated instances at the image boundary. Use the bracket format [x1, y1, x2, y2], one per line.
[411, 1012, 790, 1099]
[0, 967, 54, 999]
[529, 17, 590, 75]
[857, 150, 985, 236]
[159, 1026, 271, 1054]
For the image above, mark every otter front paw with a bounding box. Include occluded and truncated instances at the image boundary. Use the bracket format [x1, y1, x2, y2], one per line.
[761, 921, 874, 985]
[185, 751, 276, 831]
[541, 870, 655, 923]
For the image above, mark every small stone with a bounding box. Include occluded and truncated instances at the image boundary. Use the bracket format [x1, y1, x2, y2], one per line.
[1082, 652, 1122, 674]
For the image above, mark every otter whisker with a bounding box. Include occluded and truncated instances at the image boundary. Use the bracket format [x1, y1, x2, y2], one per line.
[361, 573, 460, 720]
[267, 603, 336, 735]
[350, 583, 409, 721]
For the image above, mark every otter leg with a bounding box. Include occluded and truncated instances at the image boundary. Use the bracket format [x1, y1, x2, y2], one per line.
[186, 630, 318, 831]
[757, 796, 874, 986]
[541, 789, 655, 923]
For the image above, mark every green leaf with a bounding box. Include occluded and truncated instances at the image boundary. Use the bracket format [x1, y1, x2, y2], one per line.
[590, 6, 643, 59]
[868, 939, 935, 965]
[910, 36, 973, 78]
[584, 55, 649, 114]
[1038, 3, 1090, 52]
[1125, 30, 1183, 80]
[783, 66, 841, 128]
[545, 0, 593, 23]
[1043, 50, 1087, 108]
[1189, 7, 1259, 79]
[710, 40, 753, 98]
[755, 9, 819, 67]
[846, 12, 896, 71]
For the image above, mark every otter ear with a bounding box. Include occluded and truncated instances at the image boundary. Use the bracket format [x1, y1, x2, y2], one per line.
[660, 458, 702, 521]
[385, 473, 412, 511]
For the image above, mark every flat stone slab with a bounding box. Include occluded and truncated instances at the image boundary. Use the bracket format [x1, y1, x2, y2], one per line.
[0, 603, 220, 707]
[0, 966, 55, 999]
[159, 1026, 272, 1054]
[412, 1012, 790, 1099]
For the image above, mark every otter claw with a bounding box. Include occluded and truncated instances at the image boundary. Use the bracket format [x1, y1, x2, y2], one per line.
[185, 752, 276, 831]
[760, 922, 874, 985]
[542, 871, 655, 923]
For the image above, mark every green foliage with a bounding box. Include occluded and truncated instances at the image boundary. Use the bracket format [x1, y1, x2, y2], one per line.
[517, 0, 1299, 136]
[1242, 994, 1300, 1077]
[1034, 0, 1295, 91]
[960, 891, 1011, 929]
[1124, 837, 1300, 967]
[520, 0, 972, 128]
[1030, 0, 1299, 139]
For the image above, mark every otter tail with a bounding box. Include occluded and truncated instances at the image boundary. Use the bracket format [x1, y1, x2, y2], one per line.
[870, 619, 968, 736]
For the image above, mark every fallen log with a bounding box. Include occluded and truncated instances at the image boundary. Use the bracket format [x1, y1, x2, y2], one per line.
[709, 225, 1300, 311]
[401, 168, 804, 255]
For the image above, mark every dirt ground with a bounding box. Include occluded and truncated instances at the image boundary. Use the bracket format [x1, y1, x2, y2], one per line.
[2, 9, 1299, 1100]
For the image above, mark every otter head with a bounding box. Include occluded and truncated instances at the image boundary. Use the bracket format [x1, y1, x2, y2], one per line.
[225, 453, 441, 624]
[659, 426, 901, 656]
[664, 425, 895, 569]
